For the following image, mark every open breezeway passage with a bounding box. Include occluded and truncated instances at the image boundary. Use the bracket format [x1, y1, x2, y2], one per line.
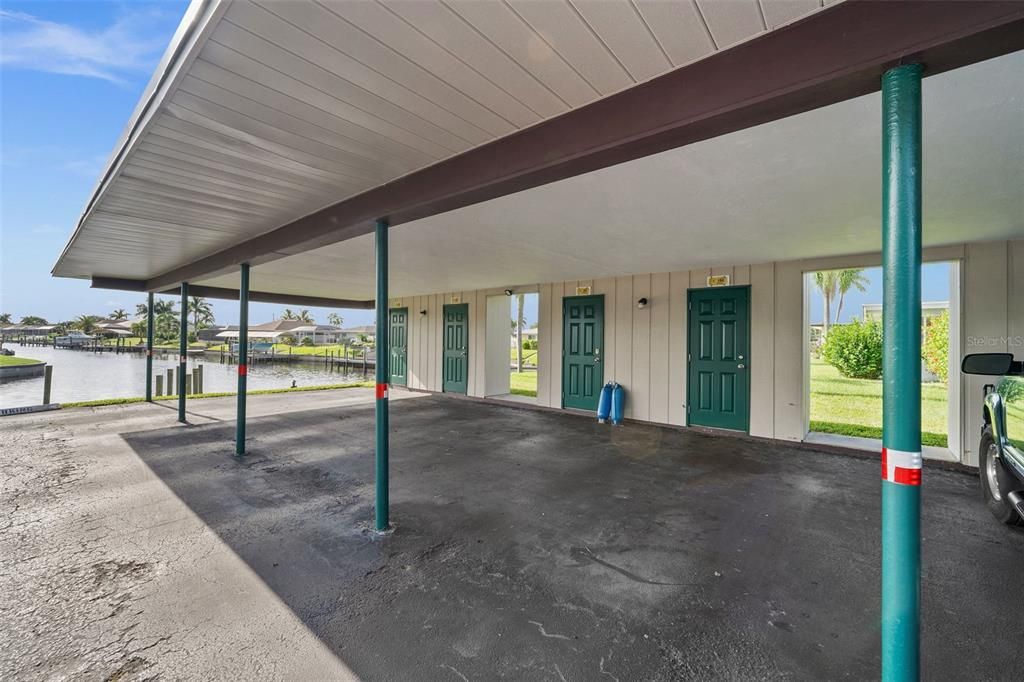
[2, 389, 1020, 680]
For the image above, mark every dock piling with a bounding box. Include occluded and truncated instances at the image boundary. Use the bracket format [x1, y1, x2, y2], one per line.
[42, 365, 53, 405]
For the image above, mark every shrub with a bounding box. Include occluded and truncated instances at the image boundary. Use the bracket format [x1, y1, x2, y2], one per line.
[998, 376, 1024, 404]
[279, 334, 295, 345]
[922, 310, 949, 382]
[300, 336, 314, 346]
[821, 320, 883, 379]
[522, 338, 537, 350]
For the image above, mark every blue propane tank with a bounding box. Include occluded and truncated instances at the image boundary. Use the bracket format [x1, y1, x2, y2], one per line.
[597, 382, 614, 423]
[611, 383, 625, 425]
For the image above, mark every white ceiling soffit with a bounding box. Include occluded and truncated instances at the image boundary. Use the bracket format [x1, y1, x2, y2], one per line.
[52, 0, 831, 280]
[192, 50, 1024, 300]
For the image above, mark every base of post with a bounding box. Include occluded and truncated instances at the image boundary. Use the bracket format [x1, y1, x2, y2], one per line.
[372, 522, 396, 536]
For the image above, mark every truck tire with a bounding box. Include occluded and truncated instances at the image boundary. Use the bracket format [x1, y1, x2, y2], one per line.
[979, 428, 1023, 526]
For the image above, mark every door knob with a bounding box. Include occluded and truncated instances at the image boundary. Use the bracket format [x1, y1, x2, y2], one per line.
[594, 357, 601, 363]
[737, 363, 746, 369]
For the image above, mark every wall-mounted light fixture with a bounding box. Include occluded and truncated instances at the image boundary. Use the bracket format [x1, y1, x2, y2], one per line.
[637, 297, 648, 309]
[419, 309, 428, 316]
[504, 289, 513, 296]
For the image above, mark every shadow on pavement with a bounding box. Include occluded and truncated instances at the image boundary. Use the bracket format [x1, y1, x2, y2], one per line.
[121, 395, 1023, 680]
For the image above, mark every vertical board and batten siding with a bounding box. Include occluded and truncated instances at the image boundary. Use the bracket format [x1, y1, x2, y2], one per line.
[397, 240, 1022, 466]
[535, 267, 770, 432]
[959, 240, 1023, 466]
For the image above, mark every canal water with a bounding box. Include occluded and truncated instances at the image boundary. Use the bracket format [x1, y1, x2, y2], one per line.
[0, 346, 366, 407]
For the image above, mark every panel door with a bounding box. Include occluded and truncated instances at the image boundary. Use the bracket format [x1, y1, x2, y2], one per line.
[562, 295, 604, 410]
[687, 286, 750, 431]
[389, 307, 408, 386]
[442, 304, 469, 394]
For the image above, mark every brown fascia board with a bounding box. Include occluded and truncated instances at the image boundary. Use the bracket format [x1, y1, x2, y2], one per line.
[135, 1, 1024, 292]
[91, 277, 374, 309]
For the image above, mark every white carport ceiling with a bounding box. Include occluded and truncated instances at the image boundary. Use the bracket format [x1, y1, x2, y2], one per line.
[191, 51, 1024, 300]
[53, 0, 832, 281]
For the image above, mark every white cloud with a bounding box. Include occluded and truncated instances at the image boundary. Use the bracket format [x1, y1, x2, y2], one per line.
[31, 224, 63, 235]
[0, 8, 172, 84]
[61, 153, 109, 178]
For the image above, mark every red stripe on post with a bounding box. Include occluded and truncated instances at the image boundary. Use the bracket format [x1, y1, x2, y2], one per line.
[376, 383, 388, 400]
[893, 467, 922, 486]
[881, 447, 922, 486]
[238, 364, 247, 376]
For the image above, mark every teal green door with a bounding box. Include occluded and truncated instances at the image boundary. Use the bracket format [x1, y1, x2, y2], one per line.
[389, 307, 408, 386]
[687, 286, 750, 431]
[562, 295, 604, 410]
[442, 303, 469, 394]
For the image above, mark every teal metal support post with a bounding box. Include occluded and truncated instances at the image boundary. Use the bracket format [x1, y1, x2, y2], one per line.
[236, 263, 250, 456]
[145, 292, 154, 402]
[375, 219, 390, 532]
[880, 63, 923, 682]
[178, 282, 189, 422]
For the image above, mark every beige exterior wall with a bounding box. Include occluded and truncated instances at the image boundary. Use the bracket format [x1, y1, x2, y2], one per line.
[393, 240, 1023, 467]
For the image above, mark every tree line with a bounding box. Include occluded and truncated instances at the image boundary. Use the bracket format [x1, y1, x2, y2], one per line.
[2, 300, 346, 344]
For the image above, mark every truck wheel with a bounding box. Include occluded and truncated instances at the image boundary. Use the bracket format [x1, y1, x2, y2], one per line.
[979, 428, 1023, 526]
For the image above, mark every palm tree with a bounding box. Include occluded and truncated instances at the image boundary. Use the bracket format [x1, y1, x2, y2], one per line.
[20, 315, 48, 325]
[813, 271, 840, 339]
[833, 269, 870, 324]
[327, 312, 343, 327]
[188, 297, 214, 331]
[281, 308, 298, 321]
[155, 311, 179, 342]
[0, 313, 11, 324]
[297, 309, 313, 323]
[73, 315, 101, 334]
[111, 308, 128, 320]
[154, 300, 175, 316]
[140, 300, 176, 317]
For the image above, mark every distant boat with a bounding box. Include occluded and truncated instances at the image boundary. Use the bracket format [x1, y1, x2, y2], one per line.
[55, 330, 95, 347]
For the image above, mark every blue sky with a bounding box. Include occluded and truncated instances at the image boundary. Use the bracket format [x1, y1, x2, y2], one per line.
[808, 262, 951, 324]
[0, 0, 381, 327]
[0, 3, 945, 331]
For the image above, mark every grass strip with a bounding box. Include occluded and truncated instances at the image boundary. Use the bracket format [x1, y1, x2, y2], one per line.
[60, 381, 374, 408]
[0, 356, 42, 366]
[809, 420, 948, 448]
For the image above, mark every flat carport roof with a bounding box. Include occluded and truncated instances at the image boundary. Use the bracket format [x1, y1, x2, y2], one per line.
[6, 391, 1021, 679]
[51, 0, 1024, 302]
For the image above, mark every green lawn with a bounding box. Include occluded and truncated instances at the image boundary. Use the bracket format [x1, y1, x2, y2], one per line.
[510, 371, 538, 397]
[102, 337, 144, 346]
[0, 355, 42, 366]
[810, 359, 948, 447]
[204, 343, 367, 358]
[510, 347, 538, 367]
[1008, 400, 1024, 450]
